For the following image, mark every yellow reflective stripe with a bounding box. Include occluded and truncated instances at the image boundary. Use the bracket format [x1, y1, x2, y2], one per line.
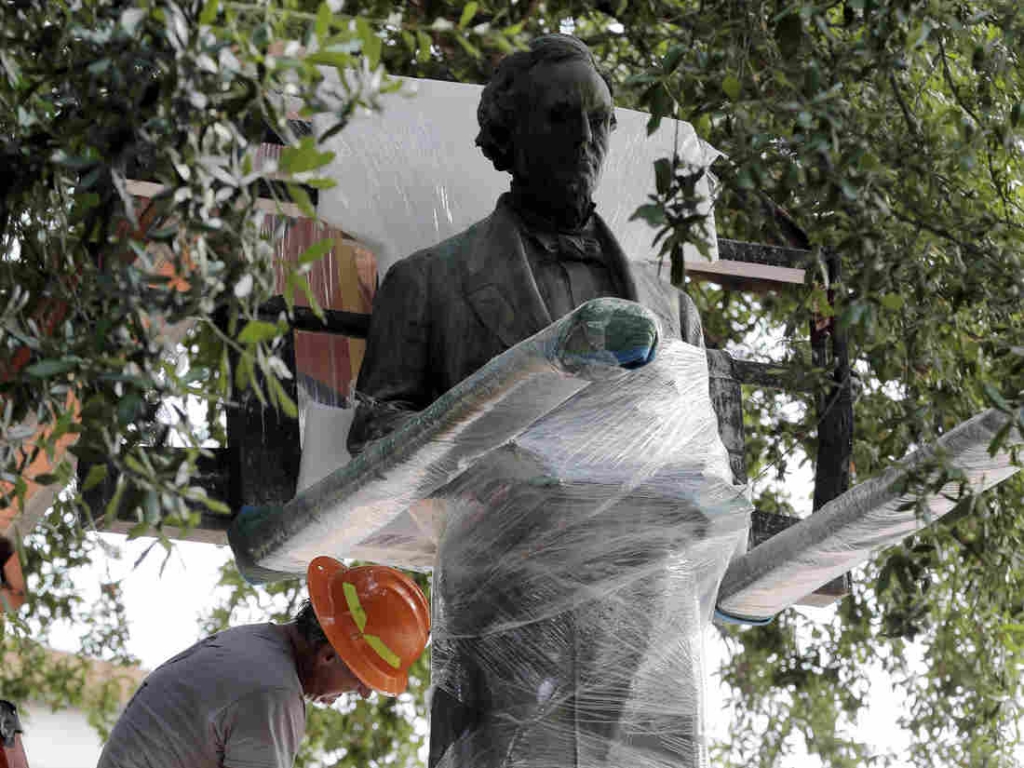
[363, 634, 402, 669]
[341, 582, 401, 669]
[342, 582, 368, 632]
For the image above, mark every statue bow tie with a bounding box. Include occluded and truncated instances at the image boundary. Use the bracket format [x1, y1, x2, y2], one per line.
[527, 230, 606, 264]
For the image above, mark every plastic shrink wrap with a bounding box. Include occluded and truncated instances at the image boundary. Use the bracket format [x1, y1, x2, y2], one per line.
[719, 408, 1022, 621]
[229, 298, 750, 768]
[427, 334, 751, 768]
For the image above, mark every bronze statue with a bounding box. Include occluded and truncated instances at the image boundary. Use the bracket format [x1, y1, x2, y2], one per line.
[348, 34, 713, 768]
[348, 34, 703, 455]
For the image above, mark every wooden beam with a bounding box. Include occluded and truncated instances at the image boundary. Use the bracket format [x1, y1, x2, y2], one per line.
[686, 238, 809, 289]
[257, 297, 370, 338]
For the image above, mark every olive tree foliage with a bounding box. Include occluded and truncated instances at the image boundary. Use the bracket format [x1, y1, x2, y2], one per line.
[2, 0, 1022, 766]
[0, 1, 505, 764]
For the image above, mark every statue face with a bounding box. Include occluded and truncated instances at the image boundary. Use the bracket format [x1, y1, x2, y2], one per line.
[511, 57, 615, 207]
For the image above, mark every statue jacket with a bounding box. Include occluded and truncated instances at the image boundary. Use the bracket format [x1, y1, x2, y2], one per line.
[347, 196, 705, 454]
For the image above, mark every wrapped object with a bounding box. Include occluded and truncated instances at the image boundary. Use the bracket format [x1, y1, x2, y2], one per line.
[428, 338, 750, 768]
[229, 298, 751, 768]
[719, 408, 1022, 621]
[231, 298, 751, 578]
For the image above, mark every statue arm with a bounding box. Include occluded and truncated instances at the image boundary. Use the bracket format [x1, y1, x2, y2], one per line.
[347, 257, 433, 455]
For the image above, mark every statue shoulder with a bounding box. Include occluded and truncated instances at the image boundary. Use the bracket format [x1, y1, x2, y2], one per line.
[384, 213, 497, 283]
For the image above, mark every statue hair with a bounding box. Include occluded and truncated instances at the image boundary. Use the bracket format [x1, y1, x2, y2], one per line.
[294, 599, 330, 651]
[476, 34, 615, 173]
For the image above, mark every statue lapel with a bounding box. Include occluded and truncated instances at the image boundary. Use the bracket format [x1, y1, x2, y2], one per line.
[592, 214, 683, 340]
[461, 204, 553, 349]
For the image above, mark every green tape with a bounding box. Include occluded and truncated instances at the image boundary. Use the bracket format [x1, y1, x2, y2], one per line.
[342, 582, 402, 669]
[342, 582, 368, 632]
[363, 634, 402, 669]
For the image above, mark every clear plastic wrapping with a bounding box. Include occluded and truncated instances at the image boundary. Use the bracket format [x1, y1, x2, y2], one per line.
[428, 334, 750, 768]
[718, 408, 1022, 620]
[229, 297, 751, 768]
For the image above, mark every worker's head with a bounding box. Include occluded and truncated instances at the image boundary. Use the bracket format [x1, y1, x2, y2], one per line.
[292, 600, 372, 704]
[306, 556, 430, 698]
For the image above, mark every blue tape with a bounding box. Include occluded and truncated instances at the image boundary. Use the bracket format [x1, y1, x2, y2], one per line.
[613, 345, 657, 369]
[714, 606, 775, 626]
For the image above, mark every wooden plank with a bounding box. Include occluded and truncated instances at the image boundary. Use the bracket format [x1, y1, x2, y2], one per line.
[686, 238, 809, 289]
[257, 297, 370, 338]
[707, 349, 747, 484]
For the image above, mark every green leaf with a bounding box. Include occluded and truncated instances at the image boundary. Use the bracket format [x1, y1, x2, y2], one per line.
[199, 0, 219, 25]
[197, 494, 231, 515]
[298, 237, 333, 267]
[315, 2, 331, 41]
[25, 359, 78, 378]
[292, 273, 324, 321]
[237, 320, 280, 345]
[82, 463, 108, 492]
[722, 74, 742, 101]
[982, 383, 1011, 413]
[304, 177, 337, 190]
[459, 2, 479, 29]
[287, 183, 316, 217]
[645, 85, 674, 134]
[104, 479, 126, 520]
[630, 203, 667, 226]
[416, 31, 433, 63]
[623, 73, 663, 87]
[454, 34, 481, 59]
[279, 138, 334, 174]
[304, 50, 355, 69]
[356, 17, 382, 68]
[879, 293, 904, 311]
[654, 158, 672, 196]
[662, 44, 686, 74]
[268, 373, 298, 419]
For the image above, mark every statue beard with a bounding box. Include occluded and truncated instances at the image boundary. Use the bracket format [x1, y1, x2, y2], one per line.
[510, 174, 597, 232]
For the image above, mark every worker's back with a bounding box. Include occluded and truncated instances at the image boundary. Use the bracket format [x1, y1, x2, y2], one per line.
[97, 623, 305, 768]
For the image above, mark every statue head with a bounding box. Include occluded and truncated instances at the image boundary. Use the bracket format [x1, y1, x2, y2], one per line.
[476, 34, 617, 225]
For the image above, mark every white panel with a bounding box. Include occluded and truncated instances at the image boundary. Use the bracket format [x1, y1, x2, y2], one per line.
[315, 75, 719, 276]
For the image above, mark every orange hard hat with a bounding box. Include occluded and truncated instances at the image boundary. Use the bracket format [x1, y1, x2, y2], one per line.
[307, 556, 430, 696]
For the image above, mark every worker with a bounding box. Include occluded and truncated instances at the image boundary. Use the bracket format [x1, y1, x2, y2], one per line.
[0, 536, 26, 613]
[1, 699, 30, 768]
[97, 557, 429, 768]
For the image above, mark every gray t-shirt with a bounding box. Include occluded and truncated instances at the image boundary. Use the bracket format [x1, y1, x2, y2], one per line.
[98, 624, 306, 768]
